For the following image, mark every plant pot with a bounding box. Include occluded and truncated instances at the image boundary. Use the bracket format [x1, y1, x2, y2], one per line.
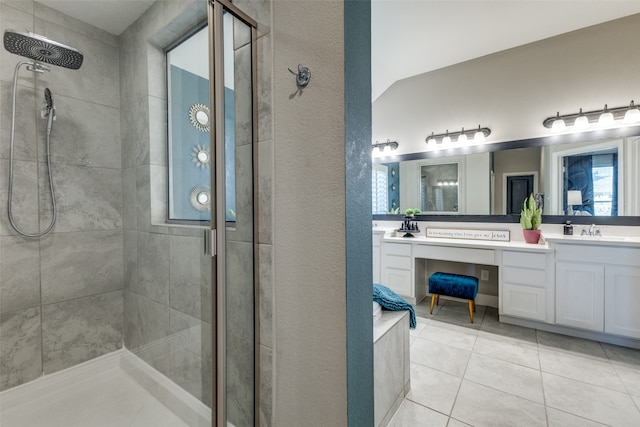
[523, 229, 541, 244]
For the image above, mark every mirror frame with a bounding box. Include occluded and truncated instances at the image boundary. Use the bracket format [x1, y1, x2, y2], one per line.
[372, 125, 640, 225]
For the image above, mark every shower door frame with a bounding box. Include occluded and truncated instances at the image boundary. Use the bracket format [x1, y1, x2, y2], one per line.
[208, 0, 259, 425]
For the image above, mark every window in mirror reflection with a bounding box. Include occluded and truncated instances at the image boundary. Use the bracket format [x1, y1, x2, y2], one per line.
[372, 163, 388, 214]
[421, 163, 459, 213]
[563, 150, 618, 216]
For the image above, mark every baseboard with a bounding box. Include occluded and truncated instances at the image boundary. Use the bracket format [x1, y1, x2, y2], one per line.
[120, 349, 211, 427]
[500, 315, 640, 350]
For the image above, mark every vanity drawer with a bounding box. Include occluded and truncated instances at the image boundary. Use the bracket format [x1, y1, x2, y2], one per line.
[503, 266, 546, 287]
[413, 244, 494, 265]
[503, 251, 546, 269]
[556, 244, 640, 265]
[382, 242, 411, 257]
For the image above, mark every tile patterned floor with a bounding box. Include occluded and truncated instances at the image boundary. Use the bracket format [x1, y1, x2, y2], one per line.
[387, 300, 640, 427]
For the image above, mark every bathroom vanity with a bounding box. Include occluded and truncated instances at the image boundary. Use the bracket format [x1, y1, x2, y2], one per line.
[374, 228, 640, 347]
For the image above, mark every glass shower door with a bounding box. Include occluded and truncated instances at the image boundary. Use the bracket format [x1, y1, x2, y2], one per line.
[209, 1, 257, 425]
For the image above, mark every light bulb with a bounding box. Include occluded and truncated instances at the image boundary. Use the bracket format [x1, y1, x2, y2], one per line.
[457, 128, 468, 143]
[442, 131, 451, 144]
[474, 125, 485, 142]
[427, 133, 437, 145]
[624, 100, 640, 123]
[598, 104, 614, 126]
[574, 108, 589, 129]
[551, 112, 566, 131]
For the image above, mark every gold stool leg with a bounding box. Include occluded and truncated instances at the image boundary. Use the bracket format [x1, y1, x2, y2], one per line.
[430, 294, 436, 314]
[468, 300, 474, 323]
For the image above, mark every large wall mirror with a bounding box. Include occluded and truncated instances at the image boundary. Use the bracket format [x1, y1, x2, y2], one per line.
[372, 127, 640, 225]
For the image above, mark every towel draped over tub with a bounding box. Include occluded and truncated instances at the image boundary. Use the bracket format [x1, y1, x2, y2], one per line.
[373, 283, 416, 329]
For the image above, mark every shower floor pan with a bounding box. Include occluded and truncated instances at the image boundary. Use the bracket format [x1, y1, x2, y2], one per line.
[0, 349, 210, 427]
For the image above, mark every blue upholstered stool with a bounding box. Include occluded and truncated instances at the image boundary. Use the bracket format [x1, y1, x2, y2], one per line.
[429, 272, 479, 322]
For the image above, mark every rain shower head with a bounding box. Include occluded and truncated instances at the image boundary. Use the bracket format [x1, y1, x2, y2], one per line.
[3, 30, 83, 70]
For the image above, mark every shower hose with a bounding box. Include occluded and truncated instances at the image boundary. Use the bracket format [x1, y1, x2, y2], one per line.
[7, 61, 57, 238]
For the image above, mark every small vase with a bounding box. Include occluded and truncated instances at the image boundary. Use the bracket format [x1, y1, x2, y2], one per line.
[523, 229, 541, 244]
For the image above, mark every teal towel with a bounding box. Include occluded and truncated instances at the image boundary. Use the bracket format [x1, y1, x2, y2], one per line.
[373, 283, 416, 329]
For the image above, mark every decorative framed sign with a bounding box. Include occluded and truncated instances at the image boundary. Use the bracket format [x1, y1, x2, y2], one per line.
[426, 228, 510, 242]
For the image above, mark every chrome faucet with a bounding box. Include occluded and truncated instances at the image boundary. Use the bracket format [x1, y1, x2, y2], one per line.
[580, 224, 601, 236]
[589, 224, 596, 235]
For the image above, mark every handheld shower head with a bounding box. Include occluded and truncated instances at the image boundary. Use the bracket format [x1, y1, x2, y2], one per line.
[44, 88, 53, 110]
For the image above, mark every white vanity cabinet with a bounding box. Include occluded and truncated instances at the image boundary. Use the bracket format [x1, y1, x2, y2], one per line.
[501, 250, 553, 322]
[555, 243, 640, 338]
[556, 262, 605, 331]
[373, 230, 384, 283]
[380, 241, 419, 303]
[605, 265, 640, 339]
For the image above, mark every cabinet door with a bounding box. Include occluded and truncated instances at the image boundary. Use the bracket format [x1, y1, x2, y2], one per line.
[382, 267, 412, 298]
[503, 283, 546, 321]
[556, 262, 604, 331]
[373, 244, 381, 283]
[605, 265, 640, 339]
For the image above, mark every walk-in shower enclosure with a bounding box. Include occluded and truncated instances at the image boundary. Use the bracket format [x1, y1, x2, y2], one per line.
[0, 0, 258, 425]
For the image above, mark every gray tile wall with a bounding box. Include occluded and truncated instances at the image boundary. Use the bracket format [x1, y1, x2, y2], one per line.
[0, 0, 124, 391]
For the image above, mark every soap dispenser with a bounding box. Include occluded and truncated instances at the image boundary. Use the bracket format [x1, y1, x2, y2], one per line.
[563, 220, 573, 236]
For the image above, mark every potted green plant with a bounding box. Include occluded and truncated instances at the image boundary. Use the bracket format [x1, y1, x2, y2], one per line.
[520, 193, 542, 243]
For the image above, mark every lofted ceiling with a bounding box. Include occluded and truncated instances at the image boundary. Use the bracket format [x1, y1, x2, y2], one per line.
[36, 1, 640, 100]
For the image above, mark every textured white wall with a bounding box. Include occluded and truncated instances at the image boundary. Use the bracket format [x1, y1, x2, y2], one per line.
[272, 0, 347, 424]
[373, 14, 640, 156]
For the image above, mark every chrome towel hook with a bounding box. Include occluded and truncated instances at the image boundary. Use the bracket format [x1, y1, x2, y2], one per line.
[288, 64, 310, 87]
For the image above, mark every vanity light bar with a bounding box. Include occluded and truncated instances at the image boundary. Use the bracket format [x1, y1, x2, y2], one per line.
[425, 125, 491, 145]
[372, 139, 399, 152]
[544, 101, 640, 131]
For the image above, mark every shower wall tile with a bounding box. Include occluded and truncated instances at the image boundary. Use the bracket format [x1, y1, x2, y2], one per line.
[38, 164, 122, 232]
[226, 240, 254, 342]
[124, 290, 171, 374]
[0, 236, 40, 313]
[257, 139, 273, 244]
[40, 230, 124, 304]
[119, 29, 136, 108]
[0, 0, 33, 15]
[0, 307, 41, 391]
[124, 230, 138, 290]
[34, 2, 119, 47]
[234, 0, 271, 38]
[133, 230, 170, 305]
[226, 143, 254, 244]
[257, 33, 273, 144]
[130, 0, 164, 44]
[150, 164, 168, 225]
[0, 159, 39, 237]
[0, 4, 35, 86]
[169, 234, 204, 318]
[201, 320, 213, 408]
[234, 43, 252, 148]
[123, 167, 138, 230]
[34, 18, 120, 108]
[131, 38, 150, 104]
[0, 82, 38, 161]
[41, 290, 123, 374]
[163, 0, 207, 37]
[259, 345, 273, 427]
[227, 333, 254, 427]
[169, 309, 203, 400]
[149, 95, 167, 165]
[258, 244, 273, 348]
[121, 98, 150, 169]
[35, 94, 121, 169]
[147, 46, 166, 101]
